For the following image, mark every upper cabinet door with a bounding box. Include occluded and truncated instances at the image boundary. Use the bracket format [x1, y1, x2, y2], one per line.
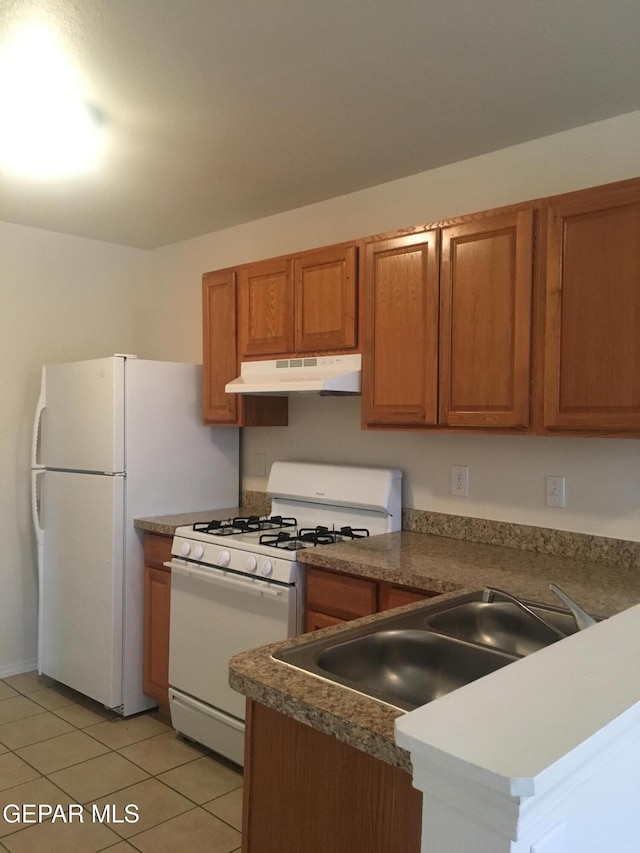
[202, 270, 239, 425]
[294, 244, 357, 352]
[362, 231, 440, 427]
[543, 182, 640, 432]
[238, 258, 294, 357]
[439, 209, 534, 429]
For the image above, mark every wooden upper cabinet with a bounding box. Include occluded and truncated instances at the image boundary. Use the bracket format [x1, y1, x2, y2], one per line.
[238, 244, 357, 359]
[202, 269, 239, 425]
[239, 258, 295, 357]
[202, 269, 288, 427]
[361, 231, 440, 427]
[542, 181, 640, 433]
[294, 244, 357, 352]
[439, 208, 534, 428]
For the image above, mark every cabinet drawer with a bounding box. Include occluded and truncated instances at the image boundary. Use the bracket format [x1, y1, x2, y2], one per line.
[379, 583, 437, 611]
[306, 609, 346, 633]
[143, 533, 172, 570]
[306, 567, 377, 621]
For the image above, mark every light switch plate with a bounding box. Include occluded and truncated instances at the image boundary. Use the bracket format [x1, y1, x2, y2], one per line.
[546, 475, 565, 508]
[451, 465, 469, 497]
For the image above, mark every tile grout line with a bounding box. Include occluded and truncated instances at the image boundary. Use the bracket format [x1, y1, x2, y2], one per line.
[1, 676, 244, 851]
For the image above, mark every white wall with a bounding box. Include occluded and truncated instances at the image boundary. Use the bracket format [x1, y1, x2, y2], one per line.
[0, 222, 146, 676]
[140, 111, 640, 542]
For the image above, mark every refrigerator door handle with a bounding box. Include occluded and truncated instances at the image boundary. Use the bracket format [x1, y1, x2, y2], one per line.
[31, 469, 45, 546]
[31, 367, 46, 469]
[31, 468, 45, 673]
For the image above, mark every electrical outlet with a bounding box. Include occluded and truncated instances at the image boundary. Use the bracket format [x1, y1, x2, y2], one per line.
[255, 453, 266, 477]
[451, 465, 469, 497]
[546, 475, 565, 508]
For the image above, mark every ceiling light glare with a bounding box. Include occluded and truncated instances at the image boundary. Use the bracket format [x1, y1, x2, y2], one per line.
[0, 20, 104, 178]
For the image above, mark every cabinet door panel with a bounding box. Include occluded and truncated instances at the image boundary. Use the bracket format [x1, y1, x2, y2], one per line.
[143, 564, 171, 704]
[362, 232, 440, 426]
[143, 533, 173, 570]
[439, 209, 533, 428]
[239, 259, 294, 356]
[543, 184, 640, 431]
[202, 271, 239, 425]
[244, 701, 421, 853]
[306, 567, 377, 621]
[294, 245, 357, 352]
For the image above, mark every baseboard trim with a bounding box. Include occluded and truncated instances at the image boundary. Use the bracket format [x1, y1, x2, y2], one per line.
[0, 659, 38, 679]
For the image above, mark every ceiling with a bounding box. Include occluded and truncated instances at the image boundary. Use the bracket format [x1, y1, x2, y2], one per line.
[1, 0, 639, 250]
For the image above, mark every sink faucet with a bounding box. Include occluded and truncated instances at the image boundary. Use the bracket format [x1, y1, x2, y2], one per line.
[548, 584, 597, 631]
[482, 587, 568, 639]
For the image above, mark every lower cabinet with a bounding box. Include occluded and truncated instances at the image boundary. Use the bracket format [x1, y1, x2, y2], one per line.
[242, 700, 421, 853]
[305, 565, 437, 631]
[143, 533, 172, 711]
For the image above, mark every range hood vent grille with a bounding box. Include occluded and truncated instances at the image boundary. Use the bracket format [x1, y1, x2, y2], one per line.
[225, 354, 362, 396]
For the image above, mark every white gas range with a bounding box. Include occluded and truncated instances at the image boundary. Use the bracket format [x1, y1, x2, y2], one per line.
[167, 461, 402, 766]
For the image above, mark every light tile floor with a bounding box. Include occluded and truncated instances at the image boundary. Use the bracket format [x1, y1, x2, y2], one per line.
[0, 673, 242, 853]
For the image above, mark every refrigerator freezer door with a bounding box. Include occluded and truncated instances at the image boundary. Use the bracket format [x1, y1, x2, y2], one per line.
[38, 470, 125, 710]
[41, 356, 125, 473]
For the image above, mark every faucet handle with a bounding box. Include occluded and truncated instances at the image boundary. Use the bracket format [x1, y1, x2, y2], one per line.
[549, 584, 597, 631]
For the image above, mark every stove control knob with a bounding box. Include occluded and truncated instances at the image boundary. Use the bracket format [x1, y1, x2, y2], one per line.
[260, 560, 273, 577]
[218, 550, 231, 567]
[180, 541, 191, 557]
[246, 556, 258, 573]
[193, 544, 205, 561]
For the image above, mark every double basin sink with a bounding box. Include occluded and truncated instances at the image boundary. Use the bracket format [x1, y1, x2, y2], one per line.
[273, 590, 592, 712]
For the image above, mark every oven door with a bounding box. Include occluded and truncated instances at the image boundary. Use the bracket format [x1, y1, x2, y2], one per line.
[168, 559, 297, 722]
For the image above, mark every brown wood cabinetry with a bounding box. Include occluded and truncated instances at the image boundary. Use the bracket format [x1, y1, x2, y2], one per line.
[202, 269, 288, 427]
[238, 243, 358, 359]
[202, 270, 240, 425]
[304, 565, 435, 632]
[294, 244, 358, 352]
[379, 583, 433, 610]
[541, 180, 640, 433]
[143, 533, 172, 709]
[361, 231, 440, 426]
[238, 258, 294, 357]
[362, 207, 535, 430]
[439, 209, 534, 428]
[242, 700, 421, 853]
[202, 177, 640, 437]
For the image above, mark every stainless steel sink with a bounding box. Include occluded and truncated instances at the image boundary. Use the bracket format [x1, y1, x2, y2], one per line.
[273, 590, 595, 712]
[424, 599, 578, 657]
[313, 629, 515, 711]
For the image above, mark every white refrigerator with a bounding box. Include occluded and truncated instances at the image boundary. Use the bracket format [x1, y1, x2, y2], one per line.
[30, 355, 239, 716]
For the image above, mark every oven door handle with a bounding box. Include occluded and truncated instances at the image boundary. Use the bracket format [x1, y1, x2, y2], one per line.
[168, 559, 287, 598]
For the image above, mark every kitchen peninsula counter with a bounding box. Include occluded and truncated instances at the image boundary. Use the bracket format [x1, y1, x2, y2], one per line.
[229, 529, 640, 771]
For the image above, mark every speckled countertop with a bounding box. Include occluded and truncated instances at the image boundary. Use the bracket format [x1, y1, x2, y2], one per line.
[229, 531, 640, 772]
[134, 507, 246, 536]
[134, 491, 272, 536]
[297, 531, 640, 617]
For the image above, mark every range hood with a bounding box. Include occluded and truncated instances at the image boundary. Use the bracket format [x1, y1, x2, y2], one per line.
[225, 354, 361, 396]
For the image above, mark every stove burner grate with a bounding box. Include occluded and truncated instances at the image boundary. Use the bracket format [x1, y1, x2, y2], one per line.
[259, 525, 370, 550]
[193, 515, 297, 536]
